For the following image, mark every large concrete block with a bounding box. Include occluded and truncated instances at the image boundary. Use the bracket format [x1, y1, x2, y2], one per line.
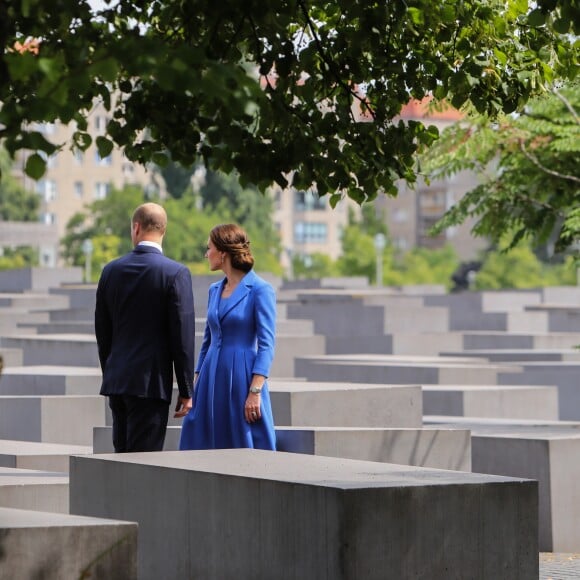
[0, 439, 92, 472]
[49, 284, 97, 309]
[0, 466, 68, 513]
[0, 506, 137, 580]
[0, 292, 69, 310]
[295, 354, 521, 386]
[498, 362, 580, 420]
[0, 394, 105, 445]
[70, 449, 538, 580]
[425, 416, 580, 552]
[0, 334, 99, 366]
[0, 365, 101, 395]
[525, 305, 580, 333]
[422, 385, 559, 420]
[442, 349, 580, 363]
[0, 347, 23, 366]
[0, 267, 82, 292]
[269, 380, 422, 427]
[275, 426, 471, 471]
[462, 331, 580, 351]
[391, 332, 464, 356]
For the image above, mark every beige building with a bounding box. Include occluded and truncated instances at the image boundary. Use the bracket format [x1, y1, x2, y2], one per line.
[376, 99, 488, 262]
[272, 186, 359, 273]
[12, 103, 163, 266]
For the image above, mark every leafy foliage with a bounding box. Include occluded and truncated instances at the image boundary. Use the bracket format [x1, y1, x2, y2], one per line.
[1, 0, 577, 207]
[421, 83, 580, 255]
[61, 183, 283, 280]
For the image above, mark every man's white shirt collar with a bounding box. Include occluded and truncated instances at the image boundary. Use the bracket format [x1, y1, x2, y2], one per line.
[138, 241, 163, 253]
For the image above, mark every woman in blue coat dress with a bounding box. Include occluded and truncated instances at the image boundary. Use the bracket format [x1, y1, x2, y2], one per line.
[179, 224, 276, 450]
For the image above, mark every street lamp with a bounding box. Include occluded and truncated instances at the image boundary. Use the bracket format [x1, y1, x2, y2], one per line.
[81, 238, 94, 283]
[373, 233, 386, 287]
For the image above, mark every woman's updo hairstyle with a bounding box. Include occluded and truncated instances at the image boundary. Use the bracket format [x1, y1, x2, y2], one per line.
[210, 223, 254, 273]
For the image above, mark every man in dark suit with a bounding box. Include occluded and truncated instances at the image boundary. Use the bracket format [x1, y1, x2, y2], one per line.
[95, 202, 195, 452]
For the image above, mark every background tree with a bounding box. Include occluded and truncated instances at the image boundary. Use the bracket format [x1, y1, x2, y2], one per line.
[61, 184, 283, 280]
[1, 0, 576, 215]
[0, 147, 40, 269]
[0, 147, 39, 221]
[421, 83, 580, 256]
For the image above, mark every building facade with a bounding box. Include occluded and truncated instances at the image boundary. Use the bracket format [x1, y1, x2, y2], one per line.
[11, 103, 163, 266]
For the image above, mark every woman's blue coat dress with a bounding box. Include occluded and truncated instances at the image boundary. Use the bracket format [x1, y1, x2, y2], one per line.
[179, 270, 277, 450]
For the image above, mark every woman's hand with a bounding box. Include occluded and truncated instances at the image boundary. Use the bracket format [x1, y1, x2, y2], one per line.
[245, 392, 261, 423]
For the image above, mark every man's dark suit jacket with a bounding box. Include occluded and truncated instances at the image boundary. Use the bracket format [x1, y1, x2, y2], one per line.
[95, 244, 196, 402]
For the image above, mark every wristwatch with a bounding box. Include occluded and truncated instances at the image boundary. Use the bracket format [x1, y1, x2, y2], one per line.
[249, 386, 262, 394]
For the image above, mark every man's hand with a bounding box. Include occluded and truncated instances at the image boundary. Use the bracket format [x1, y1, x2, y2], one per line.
[174, 396, 192, 418]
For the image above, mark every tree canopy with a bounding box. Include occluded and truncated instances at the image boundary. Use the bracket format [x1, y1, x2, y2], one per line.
[1, 0, 577, 206]
[421, 83, 580, 256]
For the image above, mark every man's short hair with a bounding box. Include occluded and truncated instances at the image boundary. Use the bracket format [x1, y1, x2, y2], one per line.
[132, 203, 167, 234]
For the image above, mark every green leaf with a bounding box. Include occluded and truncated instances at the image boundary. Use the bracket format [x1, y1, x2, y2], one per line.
[25, 153, 47, 180]
[96, 136, 114, 158]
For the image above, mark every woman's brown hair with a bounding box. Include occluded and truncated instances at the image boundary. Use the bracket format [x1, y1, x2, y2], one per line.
[210, 224, 254, 273]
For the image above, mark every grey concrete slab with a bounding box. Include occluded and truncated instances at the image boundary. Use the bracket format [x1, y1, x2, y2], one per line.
[0, 292, 69, 309]
[23, 321, 95, 334]
[269, 334, 326, 378]
[442, 349, 580, 363]
[0, 334, 99, 367]
[462, 331, 580, 351]
[0, 347, 23, 366]
[268, 379, 422, 428]
[0, 466, 68, 513]
[94, 425, 470, 471]
[498, 362, 580, 421]
[541, 286, 580, 304]
[424, 416, 580, 552]
[275, 426, 471, 471]
[0, 267, 82, 292]
[0, 506, 137, 580]
[70, 449, 538, 580]
[93, 426, 181, 453]
[0, 365, 101, 395]
[49, 283, 97, 308]
[391, 332, 465, 355]
[422, 385, 559, 420]
[0, 439, 92, 472]
[0, 395, 105, 445]
[295, 354, 522, 386]
[525, 304, 580, 333]
[0, 308, 50, 334]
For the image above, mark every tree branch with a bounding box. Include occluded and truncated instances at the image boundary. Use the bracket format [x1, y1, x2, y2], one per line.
[519, 139, 580, 184]
[553, 86, 580, 124]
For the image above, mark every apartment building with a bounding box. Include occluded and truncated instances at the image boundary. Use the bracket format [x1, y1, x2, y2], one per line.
[377, 99, 487, 261]
[12, 102, 163, 266]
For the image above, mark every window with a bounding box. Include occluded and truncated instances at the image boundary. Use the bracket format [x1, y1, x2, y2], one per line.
[94, 116, 108, 134]
[39, 150, 57, 169]
[41, 212, 56, 225]
[95, 150, 113, 166]
[294, 190, 326, 211]
[36, 180, 57, 202]
[74, 181, 84, 198]
[392, 208, 408, 223]
[294, 222, 327, 243]
[73, 149, 84, 165]
[94, 182, 110, 199]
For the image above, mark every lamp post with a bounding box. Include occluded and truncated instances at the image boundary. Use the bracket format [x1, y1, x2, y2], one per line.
[373, 233, 386, 287]
[81, 238, 94, 283]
